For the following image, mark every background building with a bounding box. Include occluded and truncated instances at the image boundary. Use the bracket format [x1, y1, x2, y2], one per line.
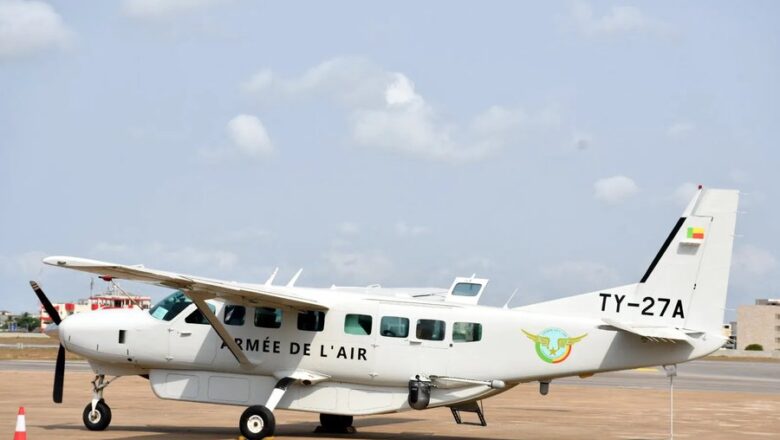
[39, 284, 151, 331]
[736, 299, 780, 351]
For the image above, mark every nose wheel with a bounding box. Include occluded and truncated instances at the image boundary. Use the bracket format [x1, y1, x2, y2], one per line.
[82, 399, 112, 431]
[81, 374, 116, 431]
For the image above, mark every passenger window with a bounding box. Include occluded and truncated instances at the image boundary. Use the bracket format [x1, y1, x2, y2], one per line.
[254, 307, 282, 329]
[380, 316, 409, 338]
[223, 305, 246, 326]
[344, 314, 372, 335]
[452, 282, 481, 297]
[297, 311, 325, 331]
[184, 303, 217, 325]
[453, 322, 482, 342]
[416, 319, 446, 341]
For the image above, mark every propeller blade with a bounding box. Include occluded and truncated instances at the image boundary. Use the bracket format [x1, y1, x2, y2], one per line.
[53, 344, 65, 403]
[30, 281, 61, 325]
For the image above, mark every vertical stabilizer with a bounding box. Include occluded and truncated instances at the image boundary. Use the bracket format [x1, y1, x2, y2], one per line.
[517, 187, 739, 336]
[638, 187, 739, 333]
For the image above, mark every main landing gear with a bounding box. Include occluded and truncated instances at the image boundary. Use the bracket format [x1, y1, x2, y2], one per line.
[240, 405, 275, 439]
[238, 377, 291, 439]
[82, 375, 115, 431]
[237, 377, 357, 439]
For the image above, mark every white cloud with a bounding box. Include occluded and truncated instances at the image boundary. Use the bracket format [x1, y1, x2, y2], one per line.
[667, 121, 695, 138]
[672, 182, 699, 206]
[570, 2, 669, 37]
[540, 260, 620, 292]
[325, 250, 394, 283]
[226, 114, 274, 157]
[593, 175, 639, 205]
[243, 58, 558, 163]
[395, 221, 428, 238]
[121, 0, 223, 20]
[733, 245, 777, 276]
[201, 114, 274, 161]
[0, 0, 73, 60]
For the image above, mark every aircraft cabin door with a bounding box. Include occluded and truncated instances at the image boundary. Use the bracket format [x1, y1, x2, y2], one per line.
[372, 307, 450, 382]
[167, 303, 219, 366]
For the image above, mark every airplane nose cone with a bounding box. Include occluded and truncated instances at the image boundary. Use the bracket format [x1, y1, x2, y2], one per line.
[44, 322, 59, 339]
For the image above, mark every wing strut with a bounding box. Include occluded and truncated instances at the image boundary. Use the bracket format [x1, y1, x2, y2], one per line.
[189, 292, 252, 368]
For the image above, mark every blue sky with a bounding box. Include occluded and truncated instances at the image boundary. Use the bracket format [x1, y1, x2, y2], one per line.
[1, 1, 778, 321]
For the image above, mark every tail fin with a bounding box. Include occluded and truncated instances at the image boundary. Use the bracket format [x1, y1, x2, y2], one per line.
[518, 187, 739, 335]
[637, 187, 739, 333]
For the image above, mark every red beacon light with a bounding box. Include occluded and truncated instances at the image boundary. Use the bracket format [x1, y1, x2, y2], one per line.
[99, 275, 114, 282]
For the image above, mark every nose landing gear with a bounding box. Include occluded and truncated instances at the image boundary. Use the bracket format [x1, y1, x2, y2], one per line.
[82, 375, 116, 431]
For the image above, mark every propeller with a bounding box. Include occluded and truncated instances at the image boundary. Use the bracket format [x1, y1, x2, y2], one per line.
[30, 281, 64, 403]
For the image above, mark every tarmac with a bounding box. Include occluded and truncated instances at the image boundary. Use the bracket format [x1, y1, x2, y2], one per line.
[0, 359, 778, 439]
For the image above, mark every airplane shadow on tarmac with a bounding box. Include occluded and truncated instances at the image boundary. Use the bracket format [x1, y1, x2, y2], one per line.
[39, 416, 519, 440]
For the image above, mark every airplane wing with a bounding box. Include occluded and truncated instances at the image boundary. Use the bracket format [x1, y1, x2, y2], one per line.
[43, 256, 328, 312]
[601, 318, 690, 342]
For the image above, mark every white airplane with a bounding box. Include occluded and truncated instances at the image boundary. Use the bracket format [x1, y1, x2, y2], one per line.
[32, 187, 738, 439]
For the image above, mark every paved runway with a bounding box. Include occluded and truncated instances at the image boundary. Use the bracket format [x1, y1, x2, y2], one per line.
[2, 358, 777, 393]
[0, 360, 778, 440]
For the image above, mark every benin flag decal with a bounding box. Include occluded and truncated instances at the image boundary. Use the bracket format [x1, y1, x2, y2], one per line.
[687, 227, 705, 239]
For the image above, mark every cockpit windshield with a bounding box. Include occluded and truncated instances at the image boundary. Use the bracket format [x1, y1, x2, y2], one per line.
[149, 291, 192, 321]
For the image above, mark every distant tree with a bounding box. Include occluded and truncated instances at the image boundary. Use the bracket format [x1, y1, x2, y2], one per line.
[15, 312, 40, 332]
[744, 343, 763, 351]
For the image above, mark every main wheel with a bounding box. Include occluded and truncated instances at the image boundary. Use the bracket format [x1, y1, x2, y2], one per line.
[319, 413, 354, 433]
[82, 400, 112, 431]
[239, 405, 275, 440]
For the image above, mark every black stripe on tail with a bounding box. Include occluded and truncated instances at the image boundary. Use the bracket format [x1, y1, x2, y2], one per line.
[640, 217, 686, 283]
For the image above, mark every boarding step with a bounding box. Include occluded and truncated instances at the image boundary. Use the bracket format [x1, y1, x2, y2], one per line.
[449, 401, 486, 426]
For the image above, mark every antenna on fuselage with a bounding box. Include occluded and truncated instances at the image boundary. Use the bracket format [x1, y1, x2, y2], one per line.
[502, 288, 520, 309]
[265, 267, 279, 286]
[287, 268, 303, 287]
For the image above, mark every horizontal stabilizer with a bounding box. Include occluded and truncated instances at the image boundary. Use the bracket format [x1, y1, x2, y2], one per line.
[601, 318, 690, 343]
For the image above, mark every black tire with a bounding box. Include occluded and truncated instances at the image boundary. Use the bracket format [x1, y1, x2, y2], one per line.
[239, 405, 275, 440]
[319, 413, 354, 432]
[82, 400, 112, 431]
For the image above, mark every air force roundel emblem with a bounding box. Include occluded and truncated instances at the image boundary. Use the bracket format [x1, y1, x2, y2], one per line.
[522, 328, 587, 364]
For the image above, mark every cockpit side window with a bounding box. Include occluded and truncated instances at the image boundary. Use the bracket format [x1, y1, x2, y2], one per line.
[184, 303, 217, 325]
[149, 291, 192, 321]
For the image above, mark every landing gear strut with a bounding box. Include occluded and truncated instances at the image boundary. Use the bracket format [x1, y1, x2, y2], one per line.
[82, 375, 115, 431]
[239, 377, 292, 439]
